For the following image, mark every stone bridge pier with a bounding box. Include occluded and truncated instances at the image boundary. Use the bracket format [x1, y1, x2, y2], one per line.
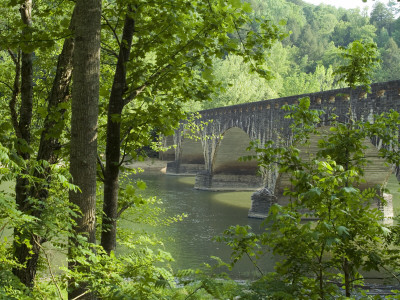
[162, 80, 400, 219]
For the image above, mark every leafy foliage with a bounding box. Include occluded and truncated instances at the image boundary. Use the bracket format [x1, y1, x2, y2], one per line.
[334, 39, 380, 92]
[220, 95, 400, 298]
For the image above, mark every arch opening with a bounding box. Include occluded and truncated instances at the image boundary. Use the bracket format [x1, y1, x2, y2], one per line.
[212, 127, 258, 175]
[204, 127, 263, 190]
[181, 138, 204, 164]
[272, 126, 393, 218]
[160, 135, 175, 161]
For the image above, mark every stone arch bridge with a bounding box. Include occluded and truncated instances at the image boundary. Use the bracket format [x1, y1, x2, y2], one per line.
[161, 80, 400, 218]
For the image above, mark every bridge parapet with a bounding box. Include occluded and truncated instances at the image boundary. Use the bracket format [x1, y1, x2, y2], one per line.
[197, 80, 400, 125]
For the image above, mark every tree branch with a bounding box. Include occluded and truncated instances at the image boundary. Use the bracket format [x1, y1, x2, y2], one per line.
[117, 204, 131, 218]
[232, 19, 258, 72]
[123, 24, 210, 104]
[101, 43, 119, 58]
[97, 154, 105, 180]
[102, 14, 121, 48]
[0, 80, 13, 91]
[33, 236, 64, 300]
[7, 49, 18, 65]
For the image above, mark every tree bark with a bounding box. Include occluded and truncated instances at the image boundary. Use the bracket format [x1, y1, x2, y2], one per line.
[68, 0, 101, 298]
[37, 27, 75, 164]
[101, 7, 135, 254]
[12, 0, 34, 288]
[12, 5, 76, 288]
[343, 257, 351, 297]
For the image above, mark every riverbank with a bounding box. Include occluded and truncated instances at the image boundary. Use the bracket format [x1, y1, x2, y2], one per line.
[124, 158, 168, 174]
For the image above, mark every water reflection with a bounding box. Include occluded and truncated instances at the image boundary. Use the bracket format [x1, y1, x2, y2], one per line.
[129, 173, 274, 279]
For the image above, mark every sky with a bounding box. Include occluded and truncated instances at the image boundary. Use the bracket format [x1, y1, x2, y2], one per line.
[303, 0, 379, 12]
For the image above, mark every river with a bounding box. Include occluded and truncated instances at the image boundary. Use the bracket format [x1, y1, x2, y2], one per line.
[124, 173, 274, 279]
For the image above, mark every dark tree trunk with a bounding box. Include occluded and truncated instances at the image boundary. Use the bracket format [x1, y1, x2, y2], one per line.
[68, 0, 101, 298]
[12, 6, 75, 287]
[101, 8, 135, 254]
[12, 0, 34, 287]
[37, 34, 75, 164]
[343, 257, 352, 297]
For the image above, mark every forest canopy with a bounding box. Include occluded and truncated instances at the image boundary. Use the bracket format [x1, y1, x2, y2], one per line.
[198, 0, 400, 110]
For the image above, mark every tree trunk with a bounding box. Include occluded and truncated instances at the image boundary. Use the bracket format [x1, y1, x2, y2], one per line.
[343, 257, 351, 297]
[12, 0, 34, 287]
[101, 8, 135, 254]
[68, 0, 101, 298]
[12, 7, 76, 288]
[37, 26, 75, 164]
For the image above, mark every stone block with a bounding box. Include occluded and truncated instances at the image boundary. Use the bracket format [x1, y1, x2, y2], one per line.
[248, 187, 276, 219]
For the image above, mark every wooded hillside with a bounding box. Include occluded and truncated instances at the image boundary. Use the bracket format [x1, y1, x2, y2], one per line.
[197, 0, 400, 110]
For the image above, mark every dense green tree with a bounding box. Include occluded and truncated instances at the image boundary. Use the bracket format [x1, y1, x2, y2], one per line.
[248, 0, 306, 45]
[320, 41, 343, 68]
[375, 38, 400, 81]
[334, 40, 380, 92]
[333, 19, 376, 47]
[390, 16, 400, 45]
[202, 54, 283, 109]
[0, 0, 75, 289]
[370, 1, 394, 33]
[98, 0, 285, 256]
[377, 27, 391, 47]
[314, 11, 338, 36]
[281, 65, 336, 97]
[296, 24, 327, 72]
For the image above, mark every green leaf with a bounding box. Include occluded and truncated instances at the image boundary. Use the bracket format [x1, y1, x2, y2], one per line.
[229, 0, 242, 8]
[304, 187, 322, 200]
[381, 226, 391, 236]
[278, 19, 287, 26]
[342, 187, 358, 195]
[320, 161, 333, 171]
[136, 180, 147, 190]
[242, 2, 252, 13]
[125, 184, 136, 196]
[202, 68, 214, 81]
[337, 226, 349, 237]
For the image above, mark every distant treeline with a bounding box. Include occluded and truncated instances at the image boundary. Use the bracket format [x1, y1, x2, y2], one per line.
[189, 0, 400, 110]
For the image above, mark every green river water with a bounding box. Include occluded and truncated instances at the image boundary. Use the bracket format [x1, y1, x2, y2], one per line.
[124, 173, 274, 279]
[123, 173, 400, 284]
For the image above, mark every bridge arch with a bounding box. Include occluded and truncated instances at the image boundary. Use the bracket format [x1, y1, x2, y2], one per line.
[206, 127, 263, 190]
[181, 137, 204, 165]
[212, 127, 257, 174]
[166, 133, 205, 175]
[159, 135, 175, 161]
[271, 126, 393, 217]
